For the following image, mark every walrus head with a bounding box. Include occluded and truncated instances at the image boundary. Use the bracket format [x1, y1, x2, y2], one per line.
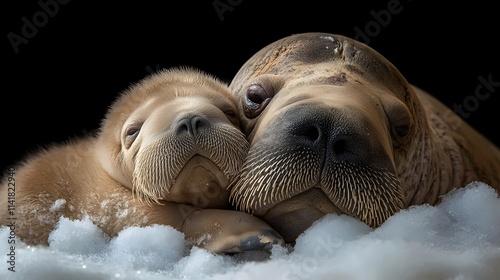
[97, 67, 249, 209]
[228, 33, 428, 242]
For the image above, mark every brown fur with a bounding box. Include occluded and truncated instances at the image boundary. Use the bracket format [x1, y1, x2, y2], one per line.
[0, 67, 283, 253]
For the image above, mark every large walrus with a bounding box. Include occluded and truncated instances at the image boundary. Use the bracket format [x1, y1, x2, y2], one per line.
[0, 67, 283, 253]
[228, 32, 500, 243]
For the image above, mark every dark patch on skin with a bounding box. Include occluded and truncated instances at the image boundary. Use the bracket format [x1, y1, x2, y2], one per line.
[237, 229, 284, 251]
[353, 79, 364, 86]
[317, 73, 348, 86]
[279, 36, 341, 65]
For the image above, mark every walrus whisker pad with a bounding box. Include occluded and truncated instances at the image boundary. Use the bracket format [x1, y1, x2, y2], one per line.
[230, 145, 405, 228]
[230, 146, 322, 214]
[134, 125, 249, 206]
[321, 162, 405, 227]
[133, 134, 195, 205]
[197, 125, 250, 179]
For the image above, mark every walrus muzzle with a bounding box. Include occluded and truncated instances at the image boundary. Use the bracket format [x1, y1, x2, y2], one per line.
[135, 122, 249, 208]
[124, 94, 250, 209]
[230, 84, 406, 241]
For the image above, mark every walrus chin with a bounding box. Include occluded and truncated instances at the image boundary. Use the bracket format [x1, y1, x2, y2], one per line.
[229, 151, 405, 242]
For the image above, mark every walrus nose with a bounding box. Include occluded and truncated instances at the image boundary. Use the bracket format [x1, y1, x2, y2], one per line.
[289, 114, 365, 164]
[176, 116, 209, 137]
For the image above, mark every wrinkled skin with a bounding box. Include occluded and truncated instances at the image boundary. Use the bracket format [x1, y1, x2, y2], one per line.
[228, 33, 500, 243]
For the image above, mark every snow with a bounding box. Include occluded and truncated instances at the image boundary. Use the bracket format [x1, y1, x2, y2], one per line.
[1, 181, 499, 280]
[49, 199, 66, 212]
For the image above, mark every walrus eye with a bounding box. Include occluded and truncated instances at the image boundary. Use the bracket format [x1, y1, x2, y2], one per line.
[223, 109, 240, 126]
[394, 122, 410, 138]
[390, 115, 411, 147]
[244, 83, 272, 118]
[124, 125, 141, 149]
[224, 109, 236, 118]
[383, 98, 412, 147]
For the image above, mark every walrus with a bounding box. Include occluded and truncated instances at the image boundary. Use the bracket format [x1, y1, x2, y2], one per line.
[0, 67, 283, 253]
[228, 32, 500, 243]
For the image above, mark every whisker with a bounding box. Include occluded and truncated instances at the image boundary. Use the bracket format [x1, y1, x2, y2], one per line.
[134, 125, 248, 205]
[231, 150, 405, 228]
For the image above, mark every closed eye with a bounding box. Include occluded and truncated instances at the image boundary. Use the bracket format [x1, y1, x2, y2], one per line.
[223, 109, 240, 127]
[124, 124, 142, 149]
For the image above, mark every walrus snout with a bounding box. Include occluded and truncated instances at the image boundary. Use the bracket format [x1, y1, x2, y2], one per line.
[129, 95, 249, 208]
[230, 84, 407, 239]
[284, 105, 382, 167]
[175, 115, 209, 137]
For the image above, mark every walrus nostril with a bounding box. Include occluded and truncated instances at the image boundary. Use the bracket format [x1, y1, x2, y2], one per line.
[332, 139, 347, 155]
[293, 124, 321, 143]
[176, 116, 209, 137]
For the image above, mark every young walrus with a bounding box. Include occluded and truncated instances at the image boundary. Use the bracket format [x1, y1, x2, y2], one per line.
[0, 67, 284, 253]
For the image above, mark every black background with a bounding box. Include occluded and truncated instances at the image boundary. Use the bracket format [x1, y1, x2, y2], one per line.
[3, 0, 499, 174]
